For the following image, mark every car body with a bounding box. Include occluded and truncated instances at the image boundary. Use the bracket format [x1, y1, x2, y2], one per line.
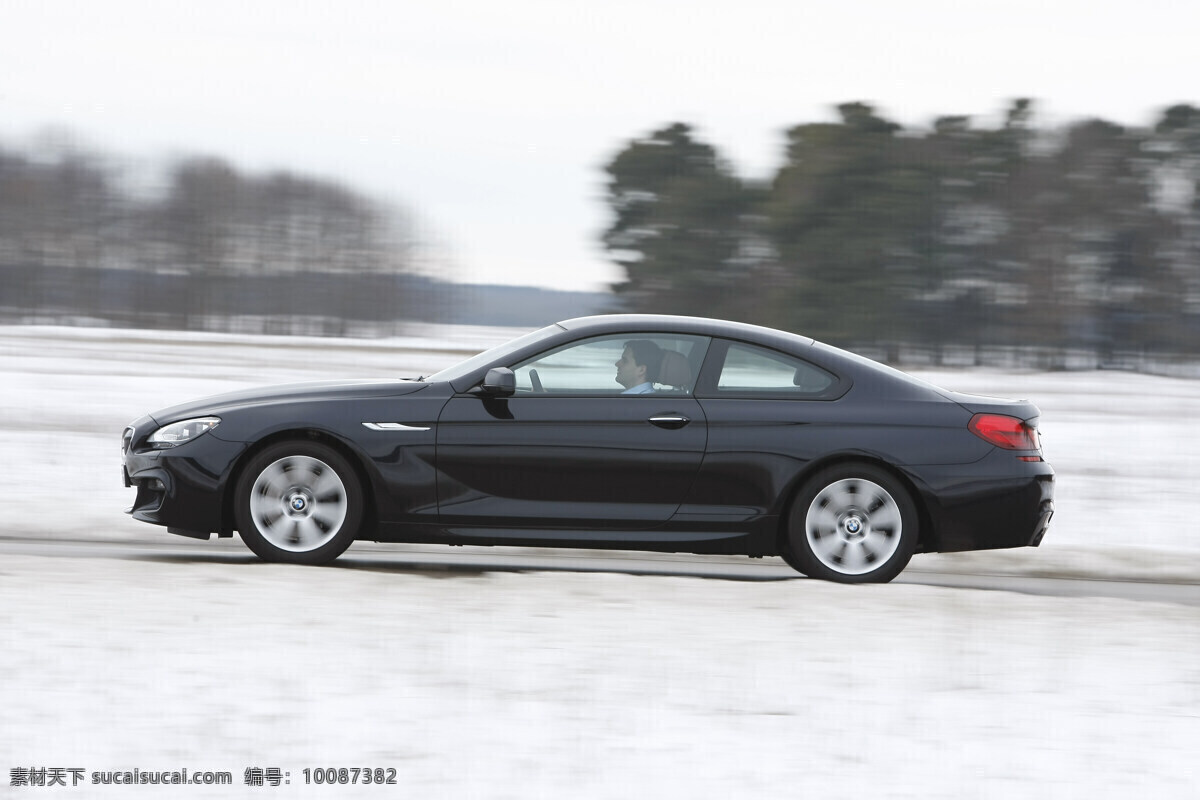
[122, 314, 1054, 583]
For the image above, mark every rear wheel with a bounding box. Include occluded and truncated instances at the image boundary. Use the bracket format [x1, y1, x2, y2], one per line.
[234, 441, 363, 565]
[783, 464, 918, 583]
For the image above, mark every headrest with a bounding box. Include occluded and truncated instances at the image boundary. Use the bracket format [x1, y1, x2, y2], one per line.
[658, 350, 692, 388]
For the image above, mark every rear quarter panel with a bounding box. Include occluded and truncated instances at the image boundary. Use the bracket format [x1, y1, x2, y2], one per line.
[680, 387, 990, 520]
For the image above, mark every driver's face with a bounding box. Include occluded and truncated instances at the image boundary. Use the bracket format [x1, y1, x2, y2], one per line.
[615, 347, 644, 389]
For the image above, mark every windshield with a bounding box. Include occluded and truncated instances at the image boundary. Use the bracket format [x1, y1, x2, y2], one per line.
[424, 324, 565, 383]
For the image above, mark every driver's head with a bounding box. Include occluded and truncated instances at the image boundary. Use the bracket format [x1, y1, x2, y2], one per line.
[615, 340, 662, 389]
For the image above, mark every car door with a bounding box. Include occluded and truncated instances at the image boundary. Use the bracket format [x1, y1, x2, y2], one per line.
[435, 333, 710, 530]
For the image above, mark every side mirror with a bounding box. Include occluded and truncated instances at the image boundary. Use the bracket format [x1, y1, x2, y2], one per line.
[479, 367, 516, 397]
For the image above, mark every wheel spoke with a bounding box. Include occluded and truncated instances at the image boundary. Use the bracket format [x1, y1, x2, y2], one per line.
[810, 531, 844, 562]
[313, 488, 345, 507]
[256, 509, 284, 531]
[826, 482, 859, 511]
[862, 485, 888, 512]
[838, 541, 867, 571]
[300, 459, 324, 487]
[310, 513, 337, 535]
[865, 525, 896, 546]
[809, 504, 841, 534]
[873, 511, 902, 534]
[257, 462, 288, 495]
[302, 517, 325, 544]
[310, 468, 342, 500]
[854, 542, 883, 566]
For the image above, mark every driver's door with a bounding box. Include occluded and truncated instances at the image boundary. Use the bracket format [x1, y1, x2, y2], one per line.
[435, 334, 710, 530]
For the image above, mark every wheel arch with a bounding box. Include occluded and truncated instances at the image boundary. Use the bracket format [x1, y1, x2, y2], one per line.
[220, 428, 379, 538]
[774, 453, 936, 557]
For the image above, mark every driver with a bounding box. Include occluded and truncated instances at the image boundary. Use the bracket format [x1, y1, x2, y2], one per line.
[615, 340, 662, 394]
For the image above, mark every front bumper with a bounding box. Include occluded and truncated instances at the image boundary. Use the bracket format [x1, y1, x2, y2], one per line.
[122, 420, 247, 537]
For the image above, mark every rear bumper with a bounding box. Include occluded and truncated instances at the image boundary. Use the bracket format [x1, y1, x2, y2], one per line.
[915, 453, 1055, 554]
[1029, 504, 1054, 547]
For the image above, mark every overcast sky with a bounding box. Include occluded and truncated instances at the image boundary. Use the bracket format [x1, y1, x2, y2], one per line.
[3, 1, 1198, 291]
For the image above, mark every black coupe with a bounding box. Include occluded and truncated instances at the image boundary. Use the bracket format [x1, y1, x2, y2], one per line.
[122, 315, 1054, 583]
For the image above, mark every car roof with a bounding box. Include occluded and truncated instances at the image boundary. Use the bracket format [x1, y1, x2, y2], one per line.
[557, 314, 816, 349]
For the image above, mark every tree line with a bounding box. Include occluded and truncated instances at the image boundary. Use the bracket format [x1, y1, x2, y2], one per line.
[602, 101, 1200, 365]
[0, 141, 435, 333]
[4, 102, 1200, 366]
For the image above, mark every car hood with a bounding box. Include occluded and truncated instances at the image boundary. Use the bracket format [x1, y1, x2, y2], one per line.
[147, 379, 428, 424]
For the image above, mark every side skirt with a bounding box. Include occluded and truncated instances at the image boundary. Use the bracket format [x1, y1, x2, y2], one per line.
[364, 519, 781, 557]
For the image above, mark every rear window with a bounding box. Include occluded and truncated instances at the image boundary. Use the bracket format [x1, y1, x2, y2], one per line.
[715, 342, 837, 397]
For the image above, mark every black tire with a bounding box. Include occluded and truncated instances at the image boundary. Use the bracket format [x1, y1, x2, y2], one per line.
[777, 546, 809, 577]
[234, 440, 363, 565]
[783, 463, 918, 584]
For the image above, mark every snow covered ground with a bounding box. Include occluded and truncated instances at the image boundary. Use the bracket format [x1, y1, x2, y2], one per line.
[3, 325, 1199, 797]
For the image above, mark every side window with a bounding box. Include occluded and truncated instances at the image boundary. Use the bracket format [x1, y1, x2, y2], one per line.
[511, 334, 710, 395]
[716, 343, 837, 396]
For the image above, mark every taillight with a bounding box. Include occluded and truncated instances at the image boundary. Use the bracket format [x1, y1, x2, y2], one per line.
[968, 413, 1040, 451]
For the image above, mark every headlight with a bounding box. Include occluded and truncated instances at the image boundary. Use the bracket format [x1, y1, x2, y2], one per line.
[148, 416, 221, 447]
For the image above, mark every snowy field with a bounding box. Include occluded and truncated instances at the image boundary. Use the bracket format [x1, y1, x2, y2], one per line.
[3, 325, 1199, 797]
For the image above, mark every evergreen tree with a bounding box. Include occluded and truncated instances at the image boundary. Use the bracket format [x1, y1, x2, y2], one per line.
[764, 103, 937, 346]
[602, 123, 761, 319]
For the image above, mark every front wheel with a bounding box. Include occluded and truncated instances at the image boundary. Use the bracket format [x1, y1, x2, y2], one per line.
[783, 464, 918, 583]
[234, 441, 363, 565]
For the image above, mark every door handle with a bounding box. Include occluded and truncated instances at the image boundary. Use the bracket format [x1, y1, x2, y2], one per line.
[647, 414, 690, 430]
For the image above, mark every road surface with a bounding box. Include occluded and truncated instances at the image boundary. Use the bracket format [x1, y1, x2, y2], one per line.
[4, 535, 1197, 606]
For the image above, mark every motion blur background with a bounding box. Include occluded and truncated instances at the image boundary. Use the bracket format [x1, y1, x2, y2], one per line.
[5, 7, 1200, 795]
[2, 2, 1199, 369]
